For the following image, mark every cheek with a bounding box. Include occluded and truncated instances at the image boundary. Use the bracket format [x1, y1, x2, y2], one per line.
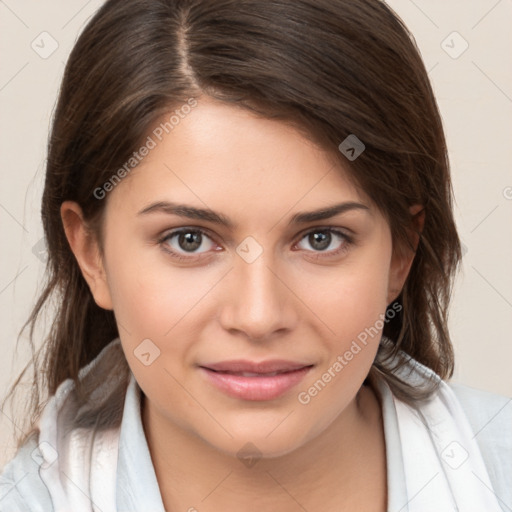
[104, 233, 207, 335]
[295, 247, 392, 395]
[103, 243, 210, 415]
[302, 253, 391, 339]
[103, 241, 225, 390]
[294, 263, 391, 431]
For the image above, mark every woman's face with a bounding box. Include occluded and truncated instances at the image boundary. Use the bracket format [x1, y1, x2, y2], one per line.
[82, 96, 409, 457]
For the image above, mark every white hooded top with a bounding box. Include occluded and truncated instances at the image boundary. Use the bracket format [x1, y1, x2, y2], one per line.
[1, 337, 511, 511]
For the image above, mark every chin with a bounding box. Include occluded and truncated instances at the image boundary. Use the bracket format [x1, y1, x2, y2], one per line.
[200, 425, 313, 462]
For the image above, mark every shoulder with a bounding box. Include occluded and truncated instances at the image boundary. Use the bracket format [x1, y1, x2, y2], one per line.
[448, 381, 512, 509]
[0, 432, 54, 512]
[0, 338, 127, 512]
[448, 381, 511, 439]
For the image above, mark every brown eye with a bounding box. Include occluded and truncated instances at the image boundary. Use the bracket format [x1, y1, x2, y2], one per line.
[295, 228, 353, 259]
[160, 228, 217, 260]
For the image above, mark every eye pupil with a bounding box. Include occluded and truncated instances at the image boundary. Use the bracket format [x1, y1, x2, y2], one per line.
[310, 231, 331, 251]
[179, 231, 202, 252]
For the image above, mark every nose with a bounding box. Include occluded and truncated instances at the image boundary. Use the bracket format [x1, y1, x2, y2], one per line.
[218, 251, 298, 341]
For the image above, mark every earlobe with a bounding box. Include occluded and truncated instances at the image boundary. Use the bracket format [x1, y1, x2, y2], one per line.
[60, 201, 113, 310]
[387, 204, 425, 304]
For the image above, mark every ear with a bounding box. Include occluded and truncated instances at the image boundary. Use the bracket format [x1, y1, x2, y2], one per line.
[60, 201, 113, 310]
[387, 204, 425, 304]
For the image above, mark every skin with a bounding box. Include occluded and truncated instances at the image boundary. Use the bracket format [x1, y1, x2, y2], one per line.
[61, 96, 422, 511]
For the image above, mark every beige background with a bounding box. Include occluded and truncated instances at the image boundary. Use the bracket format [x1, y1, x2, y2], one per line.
[1, 0, 511, 467]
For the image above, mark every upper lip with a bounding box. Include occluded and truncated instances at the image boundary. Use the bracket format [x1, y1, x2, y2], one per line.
[200, 359, 313, 374]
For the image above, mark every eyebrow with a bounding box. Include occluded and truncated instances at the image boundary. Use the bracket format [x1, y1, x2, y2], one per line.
[137, 200, 370, 229]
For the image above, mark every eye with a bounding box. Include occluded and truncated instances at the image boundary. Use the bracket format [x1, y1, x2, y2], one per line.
[158, 226, 353, 262]
[295, 228, 352, 258]
[159, 228, 219, 261]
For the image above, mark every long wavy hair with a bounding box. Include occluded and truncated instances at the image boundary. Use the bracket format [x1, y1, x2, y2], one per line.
[3, 0, 461, 449]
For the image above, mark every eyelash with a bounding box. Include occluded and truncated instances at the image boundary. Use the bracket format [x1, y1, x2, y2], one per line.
[157, 227, 354, 262]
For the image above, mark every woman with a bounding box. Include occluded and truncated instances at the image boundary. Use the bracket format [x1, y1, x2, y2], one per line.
[1, 0, 510, 511]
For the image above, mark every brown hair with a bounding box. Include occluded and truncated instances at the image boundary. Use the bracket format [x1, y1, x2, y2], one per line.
[3, 0, 461, 448]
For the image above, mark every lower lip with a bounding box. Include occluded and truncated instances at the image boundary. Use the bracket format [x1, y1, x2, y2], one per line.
[199, 366, 313, 401]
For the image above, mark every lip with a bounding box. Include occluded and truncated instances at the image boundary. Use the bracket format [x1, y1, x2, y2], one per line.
[201, 359, 311, 374]
[199, 359, 314, 401]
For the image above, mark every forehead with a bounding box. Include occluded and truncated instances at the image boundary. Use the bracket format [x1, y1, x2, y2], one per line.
[105, 96, 374, 223]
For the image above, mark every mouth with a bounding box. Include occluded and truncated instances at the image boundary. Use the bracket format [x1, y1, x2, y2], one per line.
[208, 369, 303, 377]
[198, 364, 314, 401]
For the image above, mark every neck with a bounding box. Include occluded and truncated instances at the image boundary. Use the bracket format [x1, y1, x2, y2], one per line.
[142, 380, 386, 512]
